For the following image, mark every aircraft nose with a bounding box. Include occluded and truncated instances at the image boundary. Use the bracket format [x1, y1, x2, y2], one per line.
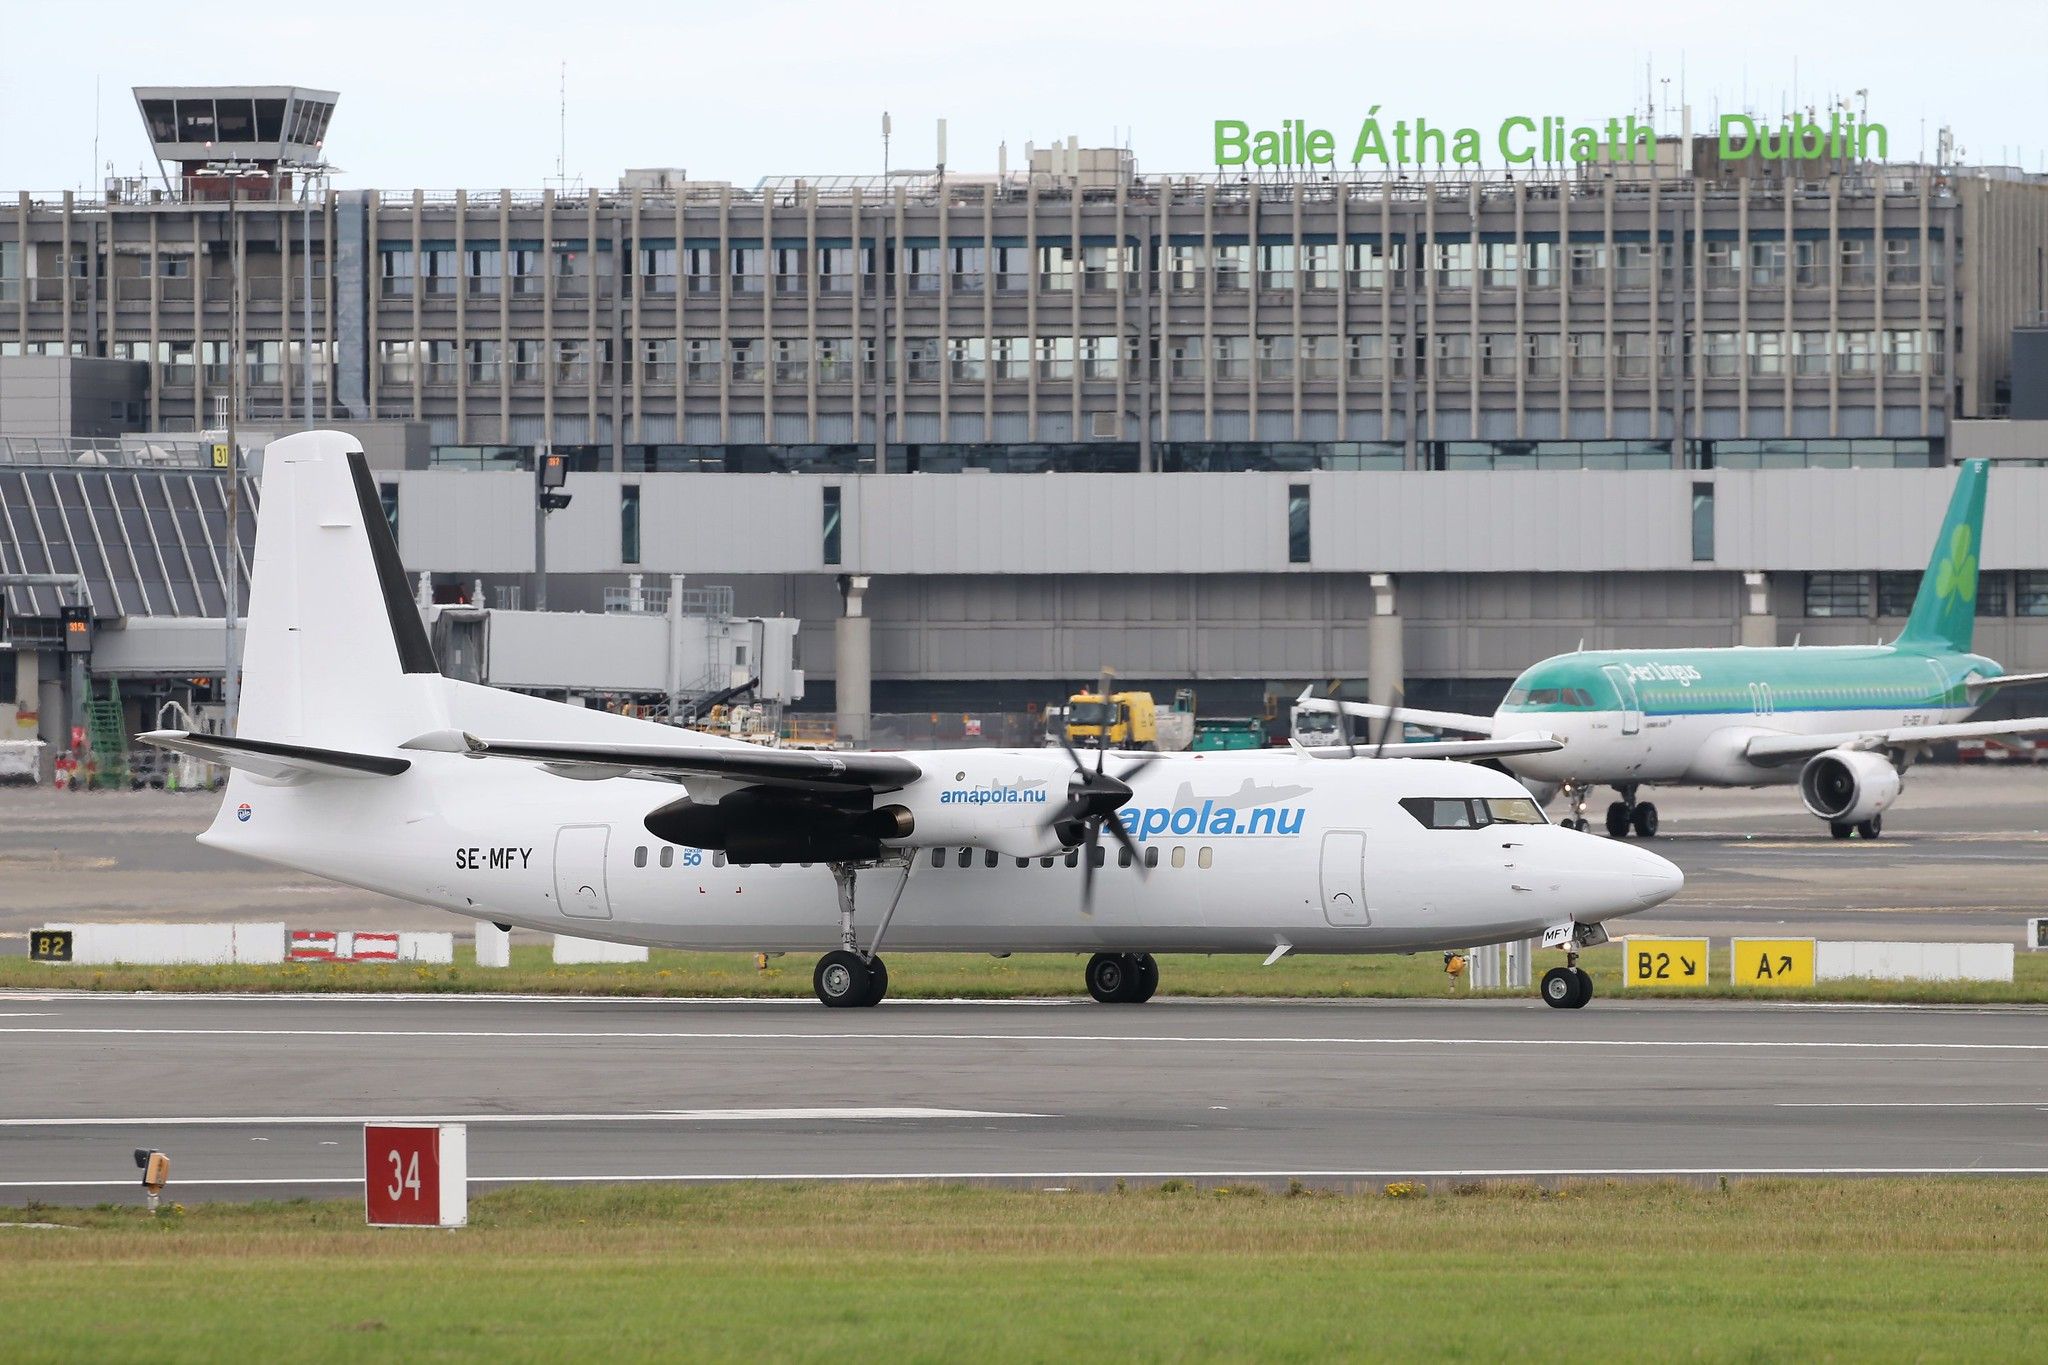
[1622, 845, 1684, 909]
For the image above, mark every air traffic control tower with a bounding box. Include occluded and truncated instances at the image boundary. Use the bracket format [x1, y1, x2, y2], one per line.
[131, 86, 337, 200]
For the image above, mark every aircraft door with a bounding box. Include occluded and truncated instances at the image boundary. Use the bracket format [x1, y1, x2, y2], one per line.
[1601, 665, 1643, 735]
[554, 824, 614, 919]
[1319, 830, 1370, 927]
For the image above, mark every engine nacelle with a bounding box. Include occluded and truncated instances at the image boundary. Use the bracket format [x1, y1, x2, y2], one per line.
[1798, 748, 1902, 825]
[884, 749, 1081, 858]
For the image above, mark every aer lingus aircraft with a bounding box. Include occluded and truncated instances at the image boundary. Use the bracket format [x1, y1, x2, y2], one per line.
[1307, 459, 2048, 841]
[141, 432, 1682, 1011]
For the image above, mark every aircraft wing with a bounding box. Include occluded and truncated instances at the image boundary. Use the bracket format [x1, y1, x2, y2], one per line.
[139, 730, 410, 781]
[1743, 717, 2048, 766]
[1294, 735, 1564, 761]
[404, 730, 923, 793]
[1966, 671, 2048, 697]
[1292, 694, 1498, 736]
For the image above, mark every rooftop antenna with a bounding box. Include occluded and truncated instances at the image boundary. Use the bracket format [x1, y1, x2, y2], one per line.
[882, 110, 892, 177]
[556, 63, 566, 184]
[92, 75, 101, 195]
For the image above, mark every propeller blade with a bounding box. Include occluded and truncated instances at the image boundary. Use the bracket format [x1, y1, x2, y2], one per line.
[1339, 694, 1357, 759]
[1373, 683, 1406, 760]
[1078, 820, 1101, 914]
[1104, 815, 1150, 879]
[1116, 752, 1161, 782]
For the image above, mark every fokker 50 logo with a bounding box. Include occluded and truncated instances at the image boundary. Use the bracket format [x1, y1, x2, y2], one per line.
[1624, 662, 1702, 687]
[1936, 525, 1978, 606]
[940, 782, 1048, 806]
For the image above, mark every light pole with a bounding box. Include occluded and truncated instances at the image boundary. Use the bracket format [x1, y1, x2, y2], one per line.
[286, 154, 339, 429]
[201, 157, 261, 732]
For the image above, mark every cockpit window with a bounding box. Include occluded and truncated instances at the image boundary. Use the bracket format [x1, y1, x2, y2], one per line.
[1503, 685, 1594, 709]
[1401, 797, 1484, 830]
[1399, 796, 1550, 829]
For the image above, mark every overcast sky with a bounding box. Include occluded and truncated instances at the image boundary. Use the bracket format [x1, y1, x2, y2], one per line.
[5, 0, 2045, 191]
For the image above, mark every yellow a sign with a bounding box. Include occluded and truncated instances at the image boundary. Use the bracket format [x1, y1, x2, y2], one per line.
[1622, 937, 1709, 988]
[1731, 938, 1815, 987]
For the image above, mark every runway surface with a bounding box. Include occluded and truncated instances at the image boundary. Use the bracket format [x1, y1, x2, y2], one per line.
[4, 993, 2046, 1204]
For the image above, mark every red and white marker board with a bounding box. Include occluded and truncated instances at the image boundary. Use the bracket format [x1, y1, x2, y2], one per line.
[364, 1123, 467, 1227]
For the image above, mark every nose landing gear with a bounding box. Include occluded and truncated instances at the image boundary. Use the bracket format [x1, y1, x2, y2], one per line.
[1540, 953, 1594, 1009]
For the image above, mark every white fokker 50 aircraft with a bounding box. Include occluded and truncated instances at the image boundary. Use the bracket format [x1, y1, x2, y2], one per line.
[144, 433, 1682, 1011]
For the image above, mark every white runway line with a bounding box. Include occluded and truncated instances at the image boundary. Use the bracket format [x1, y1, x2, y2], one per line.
[1777, 1101, 2048, 1109]
[0, 1108, 1046, 1128]
[8, 1166, 2048, 1191]
[4, 1025, 2046, 1051]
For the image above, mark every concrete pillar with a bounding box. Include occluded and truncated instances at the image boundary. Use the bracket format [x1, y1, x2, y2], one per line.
[1365, 573, 1405, 709]
[1739, 571, 1777, 648]
[835, 574, 873, 747]
[474, 924, 511, 969]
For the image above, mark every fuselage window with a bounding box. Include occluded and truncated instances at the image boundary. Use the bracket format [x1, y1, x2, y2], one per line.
[956, 848, 972, 868]
[1065, 849, 1080, 868]
[930, 848, 946, 869]
[1090, 845, 1107, 868]
[1144, 846, 1160, 868]
[1197, 846, 1214, 869]
[633, 846, 648, 868]
[659, 846, 674, 868]
[1015, 857, 1029, 869]
[1171, 846, 1186, 868]
[1040, 856, 1056, 868]
[1117, 845, 1134, 868]
[984, 849, 999, 869]
[1486, 797, 1547, 825]
[712, 851, 727, 867]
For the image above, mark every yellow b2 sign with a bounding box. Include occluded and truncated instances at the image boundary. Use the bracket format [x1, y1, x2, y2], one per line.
[1623, 938, 1709, 988]
[1731, 938, 1816, 987]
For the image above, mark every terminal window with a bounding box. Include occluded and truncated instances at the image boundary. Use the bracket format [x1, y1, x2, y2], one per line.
[1804, 573, 1870, 618]
[1287, 485, 1310, 564]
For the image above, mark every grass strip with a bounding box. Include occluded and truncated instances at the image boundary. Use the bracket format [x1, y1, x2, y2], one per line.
[5, 942, 2046, 1004]
[1, 1179, 2043, 1362]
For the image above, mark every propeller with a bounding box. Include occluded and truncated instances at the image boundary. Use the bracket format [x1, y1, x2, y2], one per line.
[1047, 731, 1158, 913]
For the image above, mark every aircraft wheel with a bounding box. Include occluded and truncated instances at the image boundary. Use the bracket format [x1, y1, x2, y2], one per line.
[1570, 966, 1594, 1008]
[814, 949, 873, 1008]
[1605, 802, 1631, 838]
[1086, 952, 1137, 1003]
[1830, 822, 1854, 840]
[1631, 802, 1660, 838]
[1129, 953, 1159, 1003]
[1857, 815, 1883, 840]
[1540, 967, 1578, 1009]
[861, 955, 890, 1006]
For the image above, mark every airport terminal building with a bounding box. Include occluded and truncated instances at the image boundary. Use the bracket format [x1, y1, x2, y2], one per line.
[5, 86, 2048, 757]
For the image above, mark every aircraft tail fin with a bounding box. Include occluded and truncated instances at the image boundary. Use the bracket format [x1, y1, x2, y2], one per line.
[1896, 458, 1988, 655]
[234, 431, 443, 749]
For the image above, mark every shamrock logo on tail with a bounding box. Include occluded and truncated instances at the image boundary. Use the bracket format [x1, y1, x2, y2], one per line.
[1935, 524, 1978, 605]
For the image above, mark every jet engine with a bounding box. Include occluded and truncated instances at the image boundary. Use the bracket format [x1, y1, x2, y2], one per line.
[1797, 749, 1901, 825]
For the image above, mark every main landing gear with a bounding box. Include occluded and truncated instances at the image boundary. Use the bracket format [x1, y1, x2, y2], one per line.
[1829, 815, 1883, 840]
[813, 859, 914, 1008]
[1594, 784, 1659, 839]
[1086, 952, 1159, 1004]
[1540, 952, 1594, 1010]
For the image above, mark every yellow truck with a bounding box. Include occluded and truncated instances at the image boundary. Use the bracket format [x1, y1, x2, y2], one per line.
[1063, 681, 1194, 751]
